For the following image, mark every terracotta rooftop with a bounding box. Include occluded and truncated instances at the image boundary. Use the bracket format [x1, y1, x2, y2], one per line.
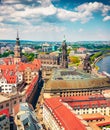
[25, 75, 38, 98]
[0, 109, 9, 117]
[44, 97, 87, 130]
[62, 95, 110, 109]
[0, 59, 41, 72]
[81, 113, 105, 121]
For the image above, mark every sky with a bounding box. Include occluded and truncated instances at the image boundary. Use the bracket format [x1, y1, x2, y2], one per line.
[0, 0, 110, 41]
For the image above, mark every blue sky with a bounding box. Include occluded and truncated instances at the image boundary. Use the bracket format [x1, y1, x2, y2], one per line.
[0, 0, 110, 41]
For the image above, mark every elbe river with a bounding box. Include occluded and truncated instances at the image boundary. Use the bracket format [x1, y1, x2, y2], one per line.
[96, 55, 110, 74]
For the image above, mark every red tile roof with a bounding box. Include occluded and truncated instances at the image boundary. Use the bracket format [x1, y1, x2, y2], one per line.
[26, 76, 38, 98]
[3, 70, 17, 83]
[0, 59, 41, 72]
[97, 121, 110, 127]
[61, 95, 110, 109]
[0, 109, 9, 118]
[77, 47, 86, 52]
[44, 95, 110, 130]
[3, 58, 14, 65]
[81, 114, 104, 121]
[0, 59, 41, 84]
[44, 98, 86, 130]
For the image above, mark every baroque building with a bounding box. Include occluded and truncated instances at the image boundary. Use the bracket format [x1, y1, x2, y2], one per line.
[43, 68, 110, 98]
[43, 95, 110, 130]
[14, 31, 21, 64]
[38, 38, 68, 71]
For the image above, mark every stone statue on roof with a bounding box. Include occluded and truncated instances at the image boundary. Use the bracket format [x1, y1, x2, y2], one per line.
[83, 54, 92, 73]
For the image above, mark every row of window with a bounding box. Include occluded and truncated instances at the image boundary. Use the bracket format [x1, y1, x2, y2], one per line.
[74, 104, 108, 109]
[76, 108, 110, 115]
[0, 99, 22, 109]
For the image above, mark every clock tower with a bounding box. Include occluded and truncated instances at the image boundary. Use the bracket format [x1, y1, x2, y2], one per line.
[14, 31, 21, 64]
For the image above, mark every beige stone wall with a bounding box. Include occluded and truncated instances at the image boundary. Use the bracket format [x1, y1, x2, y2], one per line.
[38, 54, 59, 66]
[75, 107, 110, 116]
[43, 105, 62, 130]
[43, 89, 102, 98]
[0, 94, 26, 114]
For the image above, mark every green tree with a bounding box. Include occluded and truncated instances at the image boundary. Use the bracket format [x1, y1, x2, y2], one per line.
[24, 53, 35, 61]
[69, 56, 80, 64]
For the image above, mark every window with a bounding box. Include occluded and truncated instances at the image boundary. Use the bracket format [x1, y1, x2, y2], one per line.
[19, 99, 22, 102]
[14, 101, 16, 104]
[6, 103, 9, 107]
[0, 105, 3, 109]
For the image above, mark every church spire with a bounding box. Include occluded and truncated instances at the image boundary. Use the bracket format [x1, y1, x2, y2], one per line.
[61, 36, 68, 68]
[14, 30, 21, 64]
[63, 35, 66, 42]
[17, 29, 19, 39]
[16, 29, 20, 46]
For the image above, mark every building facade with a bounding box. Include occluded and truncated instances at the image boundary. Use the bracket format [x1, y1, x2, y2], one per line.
[0, 93, 26, 114]
[0, 69, 23, 93]
[38, 39, 68, 70]
[43, 97, 89, 130]
[43, 95, 110, 130]
[63, 95, 110, 116]
[43, 68, 110, 98]
[38, 54, 60, 68]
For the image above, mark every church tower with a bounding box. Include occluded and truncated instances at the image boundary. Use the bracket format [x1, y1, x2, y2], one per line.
[14, 30, 21, 64]
[61, 36, 68, 68]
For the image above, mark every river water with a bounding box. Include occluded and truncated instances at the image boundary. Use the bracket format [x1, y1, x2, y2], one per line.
[96, 55, 110, 74]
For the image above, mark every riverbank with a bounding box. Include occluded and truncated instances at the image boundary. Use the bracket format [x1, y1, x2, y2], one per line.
[96, 55, 110, 74]
[93, 53, 110, 65]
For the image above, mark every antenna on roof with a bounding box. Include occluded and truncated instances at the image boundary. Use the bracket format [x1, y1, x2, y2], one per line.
[64, 35, 66, 40]
[17, 29, 19, 38]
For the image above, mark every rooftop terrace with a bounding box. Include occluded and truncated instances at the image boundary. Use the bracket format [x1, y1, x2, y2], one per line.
[51, 68, 98, 80]
[45, 68, 110, 91]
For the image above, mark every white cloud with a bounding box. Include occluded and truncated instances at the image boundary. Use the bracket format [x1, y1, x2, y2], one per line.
[10, 4, 56, 19]
[0, 1, 110, 40]
[103, 16, 110, 21]
[0, 1, 110, 26]
[79, 28, 83, 32]
[57, 7, 93, 23]
[0, 17, 3, 22]
[13, 4, 25, 10]
[23, 24, 66, 33]
[56, 2, 110, 23]
[57, 8, 77, 21]
[3, 0, 20, 4]
[75, 2, 110, 15]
